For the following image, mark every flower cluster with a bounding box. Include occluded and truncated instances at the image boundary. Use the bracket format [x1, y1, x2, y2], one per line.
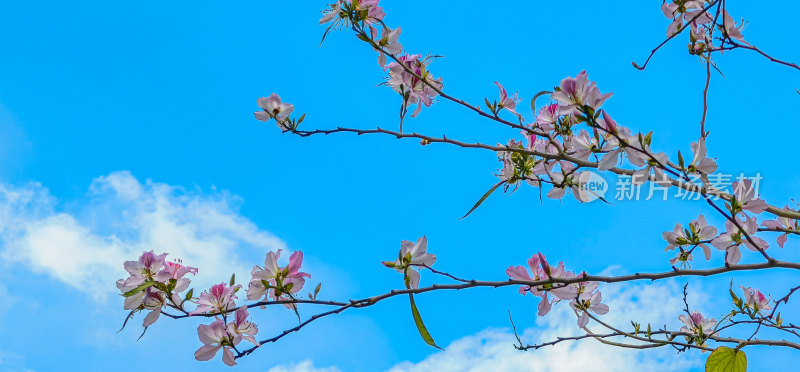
[247, 250, 311, 308]
[116, 251, 197, 327]
[492, 71, 693, 202]
[506, 253, 608, 328]
[382, 236, 436, 289]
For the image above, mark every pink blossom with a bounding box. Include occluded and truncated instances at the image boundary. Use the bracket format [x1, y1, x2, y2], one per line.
[192, 282, 241, 315]
[319, 0, 384, 25]
[550, 71, 612, 116]
[495, 82, 520, 116]
[227, 306, 260, 346]
[762, 207, 799, 248]
[688, 138, 717, 174]
[711, 216, 769, 265]
[679, 311, 717, 337]
[247, 250, 311, 304]
[534, 103, 559, 132]
[663, 214, 717, 260]
[721, 10, 747, 43]
[255, 94, 295, 130]
[122, 251, 168, 287]
[731, 180, 767, 214]
[142, 288, 166, 327]
[386, 54, 443, 117]
[570, 289, 609, 328]
[631, 151, 670, 186]
[374, 27, 403, 68]
[506, 253, 576, 316]
[195, 319, 239, 367]
[740, 286, 771, 312]
[383, 236, 436, 289]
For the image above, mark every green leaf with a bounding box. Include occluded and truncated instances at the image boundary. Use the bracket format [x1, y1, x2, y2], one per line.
[460, 180, 506, 220]
[706, 347, 747, 372]
[122, 281, 157, 297]
[184, 289, 194, 301]
[529, 90, 553, 115]
[229, 273, 236, 286]
[409, 293, 443, 350]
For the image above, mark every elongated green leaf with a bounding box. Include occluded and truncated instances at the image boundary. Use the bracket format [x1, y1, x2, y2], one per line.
[530, 90, 553, 115]
[123, 281, 157, 297]
[706, 347, 747, 372]
[409, 293, 443, 350]
[460, 180, 506, 220]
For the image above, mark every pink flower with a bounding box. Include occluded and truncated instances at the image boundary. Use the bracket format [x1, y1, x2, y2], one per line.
[255, 94, 295, 130]
[153, 260, 198, 294]
[688, 138, 717, 174]
[740, 286, 771, 312]
[631, 151, 670, 186]
[141, 288, 166, 327]
[495, 82, 520, 116]
[711, 216, 769, 265]
[731, 180, 767, 214]
[534, 103, 560, 132]
[663, 214, 717, 260]
[374, 27, 403, 68]
[227, 306, 259, 346]
[195, 319, 239, 367]
[570, 289, 609, 328]
[386, 54, 443, 117]
[191, 282, 241, 315]
[122, 251, 168, 287]
[721, 10, 747, 43]
[762, 207, 799, 248]
[679, 311, 717, 337]
[550, 71, 612, 116]
[382, 236, 436, 289]
[319, 0, 384, 25]
[247, 250, 311, 305]
[506, 253, 579, 316]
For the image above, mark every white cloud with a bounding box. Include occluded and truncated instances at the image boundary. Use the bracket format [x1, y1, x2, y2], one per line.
[264, 360, 341, 372]
[387, 281, 704, 372]
[0, 171, 287, 301]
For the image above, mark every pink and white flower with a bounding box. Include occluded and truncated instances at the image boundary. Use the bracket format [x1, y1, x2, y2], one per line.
[762, 207, 799, 248]
[387, 54, 443, 117]
[731, 180, 767, 214]
[255, 94, 295, 130]
[570, 289, 609, 328]
[122, 251, 168, 287]
[679, 311, 717, 337]
[195, 319, 239, 367]
[374, 27, 403, 68]
[688, 138, 717, 174]
[663, 214, 718, 260]
[382, 236, 436, 289]
[192, 282, 241, 315]
[227, 306, 260, 346]
[711, 216, 769, 265]
[247, 250, 311, 306]
[495, 82, 521, 116]
[550, 71, 612, 116]
[740, 286, 771, 312]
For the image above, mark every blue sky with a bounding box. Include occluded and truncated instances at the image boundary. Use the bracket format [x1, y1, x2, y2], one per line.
[1, 0, 799, 371]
